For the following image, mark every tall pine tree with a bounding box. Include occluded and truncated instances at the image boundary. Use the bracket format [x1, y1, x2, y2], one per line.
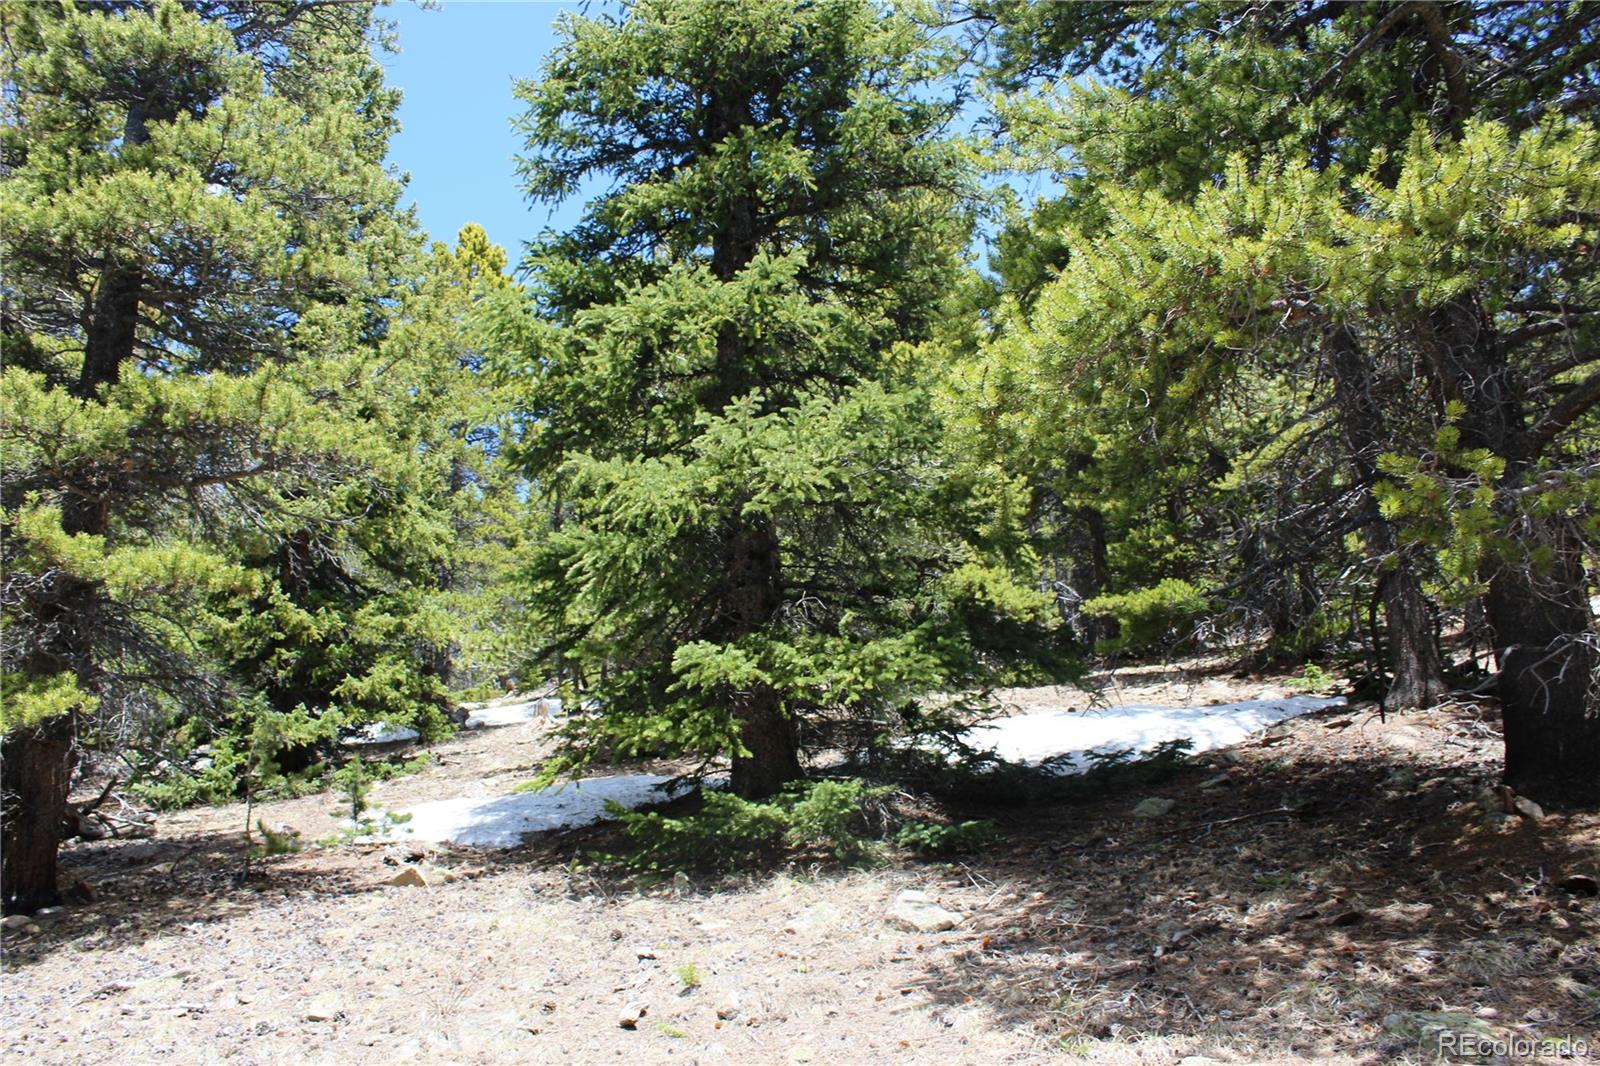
[0, 1, 445, 911]
[495, 0, 1056, 798]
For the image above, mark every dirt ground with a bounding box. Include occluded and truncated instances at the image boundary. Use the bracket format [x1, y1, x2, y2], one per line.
[3, 663, 1596, 1065]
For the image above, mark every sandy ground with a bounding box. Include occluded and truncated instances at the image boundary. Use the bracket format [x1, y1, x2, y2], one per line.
[3, 664, 1596, 1065]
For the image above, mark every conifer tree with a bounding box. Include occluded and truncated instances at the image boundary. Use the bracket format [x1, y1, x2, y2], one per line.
[0, 1, 445, 911]
[970, 2, 1600, 800]
[496, 0, 1057, 798]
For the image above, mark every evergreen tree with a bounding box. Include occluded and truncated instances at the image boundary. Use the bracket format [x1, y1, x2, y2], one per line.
[496, 0, 1057, 798]
[970, 2, 1600, 800]
[0, 1, 447, 912]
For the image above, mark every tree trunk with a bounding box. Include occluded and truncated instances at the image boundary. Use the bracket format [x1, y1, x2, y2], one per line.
[1418, 297, 1600, 803]
[721, 514, 800, 799]
[731, 685, 801, 800]
[1486, 537, 1599, 802]
[1323, 323, 1449, 709]
[0, 93, 155, 914]
[1, 714, 75, 915]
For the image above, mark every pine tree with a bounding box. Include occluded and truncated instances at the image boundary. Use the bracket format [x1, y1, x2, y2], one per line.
[0, 1, 441, 912]
[496, 0, 1057, 799]
[970, 2, 1600, 800]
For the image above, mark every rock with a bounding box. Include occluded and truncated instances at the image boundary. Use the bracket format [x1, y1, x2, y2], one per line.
[887, 889, 961, 933]
[715, 994, 742, 1020]
[617, 1002, 647, 1029]
[1558, 874, 1598, 897]
[384, 866, 429, 888]
[303, 997, 342, 1022]
[2, 914, 31, 930]
[1197, 773, 1232, 791]
[32, 906, 65, 921]
[1132, 797, 1176, 819]
[1383, 728, 1422, 751]
[1482, 812, 1516, 834]
[1382, 768, 1418, 790]
[1511, 795, 1544, 821]
[1476, 786, 1507, 814]
[62, 876, 97, 903]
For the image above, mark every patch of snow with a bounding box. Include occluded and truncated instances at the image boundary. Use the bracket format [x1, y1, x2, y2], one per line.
[381, 772, 716, 848]
[463, 698, 562, 729]
[341, 723, 421, 747]
[958, 695, 1344, 772]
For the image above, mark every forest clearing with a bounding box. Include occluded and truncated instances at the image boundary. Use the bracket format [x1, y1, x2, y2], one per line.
[5, 660, 1594, 1065]
[3, 2, 1599, 1062]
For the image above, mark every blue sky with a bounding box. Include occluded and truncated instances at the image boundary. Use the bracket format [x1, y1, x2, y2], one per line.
[378, 1, 1051, 268]
[381, 1, 583, 261]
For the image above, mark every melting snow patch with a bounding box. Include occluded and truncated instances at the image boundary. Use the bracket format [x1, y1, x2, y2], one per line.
[959, 695, 1344, 772]
[342, 723, 420, 747]
[381, 773, 709, 849]
[463, 699, 561, 729]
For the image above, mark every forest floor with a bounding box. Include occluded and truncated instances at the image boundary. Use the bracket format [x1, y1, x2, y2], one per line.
[2, 659, 1597, 1065]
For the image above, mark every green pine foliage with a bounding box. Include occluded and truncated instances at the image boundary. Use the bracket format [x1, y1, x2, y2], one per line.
[495, 0, 1062, 798]
[0, 2, 521, 826]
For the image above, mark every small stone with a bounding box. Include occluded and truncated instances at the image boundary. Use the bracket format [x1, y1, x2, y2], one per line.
[715, 994, 742, 1020]
[617, 1002, 647, 1029]
[33, 906, 65, 921]
[384, 866, 429, 888]
[1511, 795, 1544, 821]
[1382, 768, 1418, 790]
[1197, 773, 1232, 791]
[303, 997, 341, 1022]
[887, 890, 962, 933]
[2, 914, 31, 930]
[635, 948, 657, 960]
[1132, 797, 1176, 819]
[1482, 811, 1516, 834]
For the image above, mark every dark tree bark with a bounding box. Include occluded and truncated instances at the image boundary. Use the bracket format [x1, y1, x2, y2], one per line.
[0, 97, 155, 918]
[721, 516, 800, 799]
[700, 82, 804, 800]
[1487, 537, 1599, 800]
[0, 715, 76, 915]
[1419, 298, 1600, 803]
[1324, 323, 1450, 709]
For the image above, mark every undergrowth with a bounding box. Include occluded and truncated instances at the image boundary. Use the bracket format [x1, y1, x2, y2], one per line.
[605, 778, 893, 872]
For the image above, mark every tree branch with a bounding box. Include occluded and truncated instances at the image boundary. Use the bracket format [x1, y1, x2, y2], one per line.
[1527, 360, 1600, 458]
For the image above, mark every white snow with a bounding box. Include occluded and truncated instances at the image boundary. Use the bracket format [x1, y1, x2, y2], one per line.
[380, 773, 706, 848]
[370, 694, 1342, 849]
[342, 722, 420, 746]
[464, 698, 562, 729]
[957, 695, 1344, 772]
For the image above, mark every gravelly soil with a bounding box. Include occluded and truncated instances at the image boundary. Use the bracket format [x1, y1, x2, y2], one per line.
[3, 665, 1596, 1065]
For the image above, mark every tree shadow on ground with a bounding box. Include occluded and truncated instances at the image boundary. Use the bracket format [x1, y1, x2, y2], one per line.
[1, 825, 435, 973]
[905, 707, 1599, 1062]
